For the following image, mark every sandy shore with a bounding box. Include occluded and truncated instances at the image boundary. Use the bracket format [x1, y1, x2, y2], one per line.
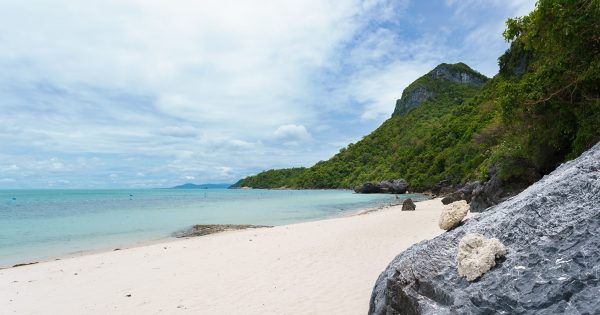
[1, 198, 445, 315]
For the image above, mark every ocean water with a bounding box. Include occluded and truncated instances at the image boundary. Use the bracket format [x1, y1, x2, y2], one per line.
[0, 189, 427, 267]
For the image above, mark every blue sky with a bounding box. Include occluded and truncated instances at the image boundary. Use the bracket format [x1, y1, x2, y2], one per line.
[0, 0, 536, 188]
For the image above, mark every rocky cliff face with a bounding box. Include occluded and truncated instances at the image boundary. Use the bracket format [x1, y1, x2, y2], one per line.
[428, 63, 487, 87]
[393, 86, 435, 116]
[393, 63, 488, 116]
[369, 142, 600, 314]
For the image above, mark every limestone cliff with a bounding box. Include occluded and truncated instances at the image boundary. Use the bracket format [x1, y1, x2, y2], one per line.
[393, 63, 488, 116]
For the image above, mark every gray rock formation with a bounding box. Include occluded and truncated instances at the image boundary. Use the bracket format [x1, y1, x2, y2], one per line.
[438, 200, 469, 230]
[456, 233, 507, 281]
[394, 86, 435, 116]
[430, 179, 455, 196]
[393, 63, 488, 116]
[354, 179, 409, 194]
[470, 157, 540, 212]
[441, 181, 481, 205]
[402, 198, 416, 211]
[369, 141, 600, 315]
[429, 64, 487, 87]
[438, 158, 539, 211]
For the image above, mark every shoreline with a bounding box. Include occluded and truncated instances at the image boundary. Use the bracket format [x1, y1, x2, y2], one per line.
[2, 196, 419, 269]
[1, 198, 445, 315]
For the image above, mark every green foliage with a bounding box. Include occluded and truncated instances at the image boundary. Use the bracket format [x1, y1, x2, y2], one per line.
[239, 167, 307, 188]
[498, 0, 600, 168]
[241, 0, 600, 190]
[242, 65, 494, 190]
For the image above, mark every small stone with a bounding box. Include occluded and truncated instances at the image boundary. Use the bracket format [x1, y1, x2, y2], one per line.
[438, 200, 469, 230]
[401, 198, 416, 211]
[457, 233, 507, 281]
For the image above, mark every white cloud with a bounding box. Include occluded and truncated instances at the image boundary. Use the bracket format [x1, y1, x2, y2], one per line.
[0, 0, 536, 187]
[217, 166, 233, 177]
[273, 124, 312, 144]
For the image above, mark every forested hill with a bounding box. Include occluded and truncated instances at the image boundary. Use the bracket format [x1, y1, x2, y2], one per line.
[240, 0, 600, 191]
[241, 63, 492, 190]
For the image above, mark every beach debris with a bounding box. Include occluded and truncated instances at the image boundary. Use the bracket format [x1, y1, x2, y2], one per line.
[12, 262, 38, 268]
[457, 233, 507, 281]
[125, 294, 132, 297]
[401, 198, 416, 211]
[438, 200, 469, 230]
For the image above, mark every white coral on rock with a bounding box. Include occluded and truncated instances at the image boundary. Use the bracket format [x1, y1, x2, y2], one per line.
[457, 233, 507, 281]
[438, 200, 469, 230]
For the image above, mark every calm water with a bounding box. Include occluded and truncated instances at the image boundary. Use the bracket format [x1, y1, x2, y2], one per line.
[0, 189, 427, 267]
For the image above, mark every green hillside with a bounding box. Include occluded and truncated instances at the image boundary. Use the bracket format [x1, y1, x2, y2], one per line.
[240, 0, 600, 191]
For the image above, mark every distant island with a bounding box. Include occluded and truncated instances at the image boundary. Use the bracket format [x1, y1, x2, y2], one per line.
[170, 183, 233, 189]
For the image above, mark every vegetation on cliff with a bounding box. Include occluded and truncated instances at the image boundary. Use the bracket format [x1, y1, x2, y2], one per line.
[240, 0, 600, 191]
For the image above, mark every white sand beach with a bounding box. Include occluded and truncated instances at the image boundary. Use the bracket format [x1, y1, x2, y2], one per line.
[1, 198, 446, 315]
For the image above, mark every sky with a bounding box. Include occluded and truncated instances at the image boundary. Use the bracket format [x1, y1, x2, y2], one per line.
[0, 0, 537, 188]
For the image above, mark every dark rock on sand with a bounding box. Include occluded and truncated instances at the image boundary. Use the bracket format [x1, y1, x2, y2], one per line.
[430, 179, 455, 196]
[12, 262, 39, 268]
[354, 179, 409, 194]
[173, 224, 271, 238]
[369, 141, 600, 315]
[402, 198, 416, 211]
[441, 181, 481, 205]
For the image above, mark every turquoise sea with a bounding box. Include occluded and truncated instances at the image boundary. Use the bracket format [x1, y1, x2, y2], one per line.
[0, 189, 426, 267]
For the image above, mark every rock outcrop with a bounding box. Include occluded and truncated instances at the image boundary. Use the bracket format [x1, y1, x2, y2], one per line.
[441, 181, 481, 205]
[436, 158, 540, 212]
[369, 141, 600, 315]
[456, 233, 507, 281]
[393, 86, 435, 116]
[430, 179, 455, 196]
[470, 157, 540, 212]
[393, 63, 488, 116]
[429, 63, 487, 87]
[354, 179, 409, 194]
[402, 198, 416, 211]
[438, 200, 469, 230]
